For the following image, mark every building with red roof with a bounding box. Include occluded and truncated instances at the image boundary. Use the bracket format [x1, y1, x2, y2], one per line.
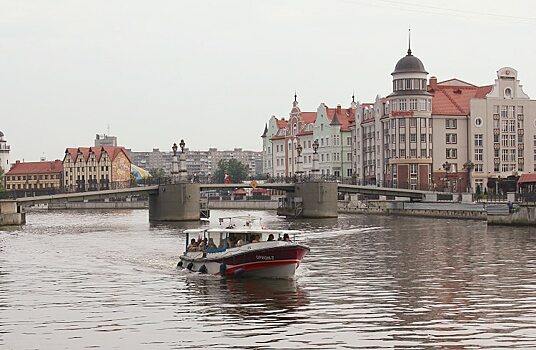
[62, 146, 131, 191]
[261, 94, 356, 178]
[4, 160, 63, 192]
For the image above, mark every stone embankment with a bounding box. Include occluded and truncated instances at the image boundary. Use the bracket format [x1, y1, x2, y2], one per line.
[339, 201, 487, 221]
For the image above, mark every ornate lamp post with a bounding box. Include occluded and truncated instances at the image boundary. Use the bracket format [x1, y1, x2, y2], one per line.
[179, 139, 186, 153]
[463, 160, 475, 193]
[178, 139, 187, 182]
[171, 143, 179, 183]
[295, 142, 303, 179]
[442, 161, 450, 192]
[311, 139, 320, 178]
[172, 143, 178, 156]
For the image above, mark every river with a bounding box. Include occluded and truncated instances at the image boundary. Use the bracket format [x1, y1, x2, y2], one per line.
[1, 209, 536, 349]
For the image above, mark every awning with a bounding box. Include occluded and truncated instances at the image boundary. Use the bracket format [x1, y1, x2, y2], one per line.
[518, 173, 536, 184]
[131, 164, 151, 180]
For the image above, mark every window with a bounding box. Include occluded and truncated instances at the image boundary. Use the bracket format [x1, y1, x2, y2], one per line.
[474, 164, 483, 172]
[474, 134, 483, 147]
[410, 164, 417, 175]
[399, 119, 406, 128]
[420, 118, 426, 128]
[410, 149, 416, 157]
[446, 148, 457, 159]
[508, 120, 516, 133]
[501, 134, 508, 147]
[410, 118, 417, 128]
[475, 117, 483, 127]
[400, 99, 407, 111]
[501, 106, 508, 118]
[419, 99, 426, 111]
[409, 99, 417, 110]
[400, 149, 406, 158]
[410, 133, 416, 142]
[446, 119, 457, 129]
[475, 149, 483, 161]
[446, 133, 457, 144]
[421, 148, 427, 157]
[518, 106, 524, 116]
[400, 134, 406, 142]
[502, 149, 508, 162]
[509, 134, 516, 147]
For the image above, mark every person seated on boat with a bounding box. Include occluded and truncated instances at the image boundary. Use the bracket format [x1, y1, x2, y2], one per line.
[199, 237, 208, 251]
[283, 233, 292, 242]
[251, 234, 260, 243]
[188, 238, 199, 252]
[207, 238, 217, 250]
[267, 234, 275, 241]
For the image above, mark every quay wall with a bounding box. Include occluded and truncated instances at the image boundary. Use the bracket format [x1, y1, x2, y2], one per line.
[487, 205, 536, 226]
[208, 200, 278, 210]
[339, 201, 487, 221]
[0, 212, 26, 226]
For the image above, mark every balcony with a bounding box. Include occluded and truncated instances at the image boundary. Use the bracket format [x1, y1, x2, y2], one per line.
[493, 128, 500, 135]
[494, 158, 500, 165]
[518, 114, 524, 121]
[518, 129, 525, 135]
[494, 143, 500, 150]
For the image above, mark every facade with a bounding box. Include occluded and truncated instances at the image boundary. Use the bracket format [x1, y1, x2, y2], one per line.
[63, 146, 132, 191]
[95, 134, 118, 147]
[349, 43, 536, 193]
[468, 67, 536, 194]
[262, 97, 355, 179]
[0, 131, 10, 173]
[4, 160, 63, 192]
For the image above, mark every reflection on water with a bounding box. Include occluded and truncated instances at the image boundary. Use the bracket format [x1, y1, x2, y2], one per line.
[1, 209, 536, 349]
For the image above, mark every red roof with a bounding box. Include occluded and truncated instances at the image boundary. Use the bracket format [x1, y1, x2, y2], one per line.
[518, 173, 536, 184]
[301, 112, 317, 124]
[276, 119, 288, 128]
[326, 106, 354, 131]
[431, 82, 493, 116]
[7, 160, 63, 175]
[64, 146, 131, 163]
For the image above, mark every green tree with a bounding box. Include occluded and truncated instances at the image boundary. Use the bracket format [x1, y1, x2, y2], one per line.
[149, 167, 166, 181]
[212, 159, 249, 184]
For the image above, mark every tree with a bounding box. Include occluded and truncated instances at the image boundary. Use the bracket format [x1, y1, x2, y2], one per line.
[149, 167, 166, 181]
[212, 159, 249, 184]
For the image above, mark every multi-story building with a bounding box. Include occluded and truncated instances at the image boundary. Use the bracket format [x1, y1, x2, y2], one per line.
[0, 131, 10, 173]
[128, 147, 261, 179]
[95, 134, 117, 147]
[4, 160, 63, 192]
[382, 46, 434, 189]
[349, 42, 536, 193]
[468, 67, 536, 194]
[262, 97, 355, 179]
[63, 146, 131, 191]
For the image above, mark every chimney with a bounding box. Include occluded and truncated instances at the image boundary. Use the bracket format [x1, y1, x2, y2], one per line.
[429, 76, 438, 90]
[337, 104, 342, 113]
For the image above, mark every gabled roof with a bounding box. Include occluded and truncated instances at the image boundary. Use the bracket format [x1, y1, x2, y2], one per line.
[431, 81, 493, 116]
[7, 160, 63, 175]
[64, 146, 132, 163]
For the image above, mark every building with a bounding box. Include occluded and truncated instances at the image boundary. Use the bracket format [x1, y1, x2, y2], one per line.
[349, 38, 536, 193]
[0, 131, 10, 173]
[4, 160, 63, 192]
[468, 67, 536, 194]
[63, 146, 131, 191]
[95, 134, 118, 147]
[128, 147, 261, 179]
[262, 96, 355, 179]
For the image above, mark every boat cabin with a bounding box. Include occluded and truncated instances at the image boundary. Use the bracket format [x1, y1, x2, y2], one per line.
[183, 228, 297, 254]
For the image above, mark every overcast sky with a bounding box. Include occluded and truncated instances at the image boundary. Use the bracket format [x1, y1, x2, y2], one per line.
[1, 0, 536, 161]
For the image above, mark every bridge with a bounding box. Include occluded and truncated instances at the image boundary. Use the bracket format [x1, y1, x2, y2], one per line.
[0, 144, 439, 224]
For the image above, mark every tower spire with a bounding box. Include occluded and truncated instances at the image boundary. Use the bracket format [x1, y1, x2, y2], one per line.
[407, 28, 412, 56]
[352, 91, 355, 103]
[294, 90, 297, 102]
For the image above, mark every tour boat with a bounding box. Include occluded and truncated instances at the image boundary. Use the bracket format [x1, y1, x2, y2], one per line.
[177, 217, 309, 279]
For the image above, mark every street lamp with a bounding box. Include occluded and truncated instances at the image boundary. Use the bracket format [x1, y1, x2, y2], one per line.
[296, 143, 303, 157]
[172, 143, 178, 156]
[312, 139, 319, 154]
[463, 160, 475, 193]
[442, 161, 450, 192]
[179, 139, 186, 153]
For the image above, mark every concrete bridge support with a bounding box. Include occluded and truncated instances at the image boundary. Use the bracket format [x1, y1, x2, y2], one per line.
[0, 201, 26, 227]
[148, 183, 200, 222]
[295, 182, 338, 218]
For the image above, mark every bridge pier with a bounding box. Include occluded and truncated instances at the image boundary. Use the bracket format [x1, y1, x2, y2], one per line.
[278, 181, 338, 218]
[148, 183, 200, 222]
[0, 201, 26, 227]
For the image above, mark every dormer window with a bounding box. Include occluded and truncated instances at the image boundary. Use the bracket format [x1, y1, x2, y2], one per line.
[505, 88, 512, 98]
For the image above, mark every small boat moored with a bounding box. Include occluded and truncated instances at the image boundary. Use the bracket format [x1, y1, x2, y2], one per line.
[178, 217, 309, 279]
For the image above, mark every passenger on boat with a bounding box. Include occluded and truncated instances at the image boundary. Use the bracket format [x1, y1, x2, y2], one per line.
[207, 238, 217, 250]
[267, 234, 275, 241]
[188, 238, 199, 251]
[251, 234, 260, 243]
[199, 237, 208, 251]
[283, 233, 291, 242]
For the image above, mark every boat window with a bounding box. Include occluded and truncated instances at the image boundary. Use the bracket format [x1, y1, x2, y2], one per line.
[206, 231, 227, 252]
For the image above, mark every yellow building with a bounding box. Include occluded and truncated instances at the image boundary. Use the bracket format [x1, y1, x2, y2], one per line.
[63, 146, 132, 191]
[4, 160, 63, 192]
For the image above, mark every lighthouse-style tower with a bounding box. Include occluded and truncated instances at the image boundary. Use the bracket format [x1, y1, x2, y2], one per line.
[0, 131, 10, 173]
[384, 32, 433, 189]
